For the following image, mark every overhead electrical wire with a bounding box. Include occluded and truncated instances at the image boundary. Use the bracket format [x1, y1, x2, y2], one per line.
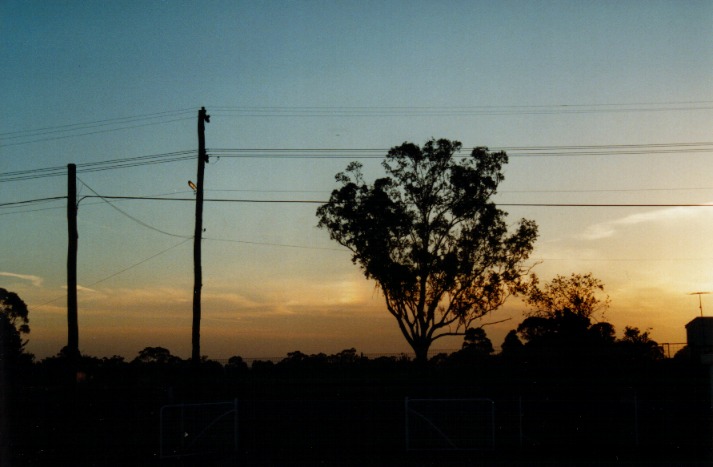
[6, 193, 713, 209]
[0, 196, 67, 208]
[1, 108, 196, 147]
[86, 237, 194, 287]
[30, 237, 193, 309]
[6, 183, 713, 217]
[3, 142, 712, 183]
[0, 108, 195, 138]
[73, 184, 343, 251]
[0, 150, 195, 182]
[209, 100, 713, 117]
[0, 116, 195, 148]
[76, 195, 713, 208]
[208, 142, 713, 159]
[77, 178, 192, 239]
[3, 100, 711, 147]
[5, 101, 707, 142]
[203, 236, 345, 252]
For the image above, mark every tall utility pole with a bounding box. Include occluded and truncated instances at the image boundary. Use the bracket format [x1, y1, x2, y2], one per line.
[192, 107, 210, 364]
[67, 163, 79, 357]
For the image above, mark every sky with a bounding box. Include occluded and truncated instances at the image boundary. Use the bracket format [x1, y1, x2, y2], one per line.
[1, 0, 712, 360]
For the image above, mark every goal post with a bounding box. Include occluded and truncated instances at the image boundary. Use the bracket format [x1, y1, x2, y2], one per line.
[405, 398, 495, 451]
[159, 399, 238, 459]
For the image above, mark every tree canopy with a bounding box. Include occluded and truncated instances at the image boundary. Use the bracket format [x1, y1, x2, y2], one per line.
[317, 139, 538, 362]
[517, 273, 611, 350]
[523, 273, 610, 320]
[510, 274, 664, 366]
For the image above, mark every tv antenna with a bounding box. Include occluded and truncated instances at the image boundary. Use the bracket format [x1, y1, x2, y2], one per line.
[690, 292, 711, 317]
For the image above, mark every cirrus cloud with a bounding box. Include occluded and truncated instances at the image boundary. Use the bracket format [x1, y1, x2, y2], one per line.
[0, 271, 44, 287]
[580, 205, 703, 240]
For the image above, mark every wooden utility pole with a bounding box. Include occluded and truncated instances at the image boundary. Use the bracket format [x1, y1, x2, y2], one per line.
[67, 163, 79, 357]
[192, 107, 209, 364]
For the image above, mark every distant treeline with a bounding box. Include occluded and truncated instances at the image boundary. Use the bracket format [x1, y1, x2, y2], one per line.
[4, 337, 711, 466]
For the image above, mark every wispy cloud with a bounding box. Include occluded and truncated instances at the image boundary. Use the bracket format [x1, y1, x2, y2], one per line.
[0, 271, 44, 287]
[581, 206, 701, 240]
[61, 284, 98, 293]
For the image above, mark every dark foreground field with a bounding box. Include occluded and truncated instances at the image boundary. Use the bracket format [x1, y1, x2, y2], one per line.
[5, 351, 713, 466]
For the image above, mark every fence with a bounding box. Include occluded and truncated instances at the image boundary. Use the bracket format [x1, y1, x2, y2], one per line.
[659, 342, 686, 358]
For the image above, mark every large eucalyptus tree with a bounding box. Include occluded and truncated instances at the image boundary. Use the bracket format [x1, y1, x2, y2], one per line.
[317, 139, 538, 363]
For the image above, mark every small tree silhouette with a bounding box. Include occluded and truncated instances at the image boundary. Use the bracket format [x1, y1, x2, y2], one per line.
[0, 288, 32, 365]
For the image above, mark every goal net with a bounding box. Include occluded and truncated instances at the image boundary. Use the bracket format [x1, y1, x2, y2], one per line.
[405, 398, 495, 451]
[160, 400, 238, 459]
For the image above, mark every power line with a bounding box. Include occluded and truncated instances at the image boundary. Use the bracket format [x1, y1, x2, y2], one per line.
[209, 101, 713, 117]
[4, 101, 711, 146]
[30, 237, 193, 309]
[4, 101, 709, 141]
[81, 195, 713, 208]
[87, 238, 193, 287]
[0, 196, 67, 208]
[1, 116, 195, 147]
[83, 195, 326, 204]
[0, 150, 195, 182]
[203, 236, 345, 252]
[77, 179, 192, 239]
[534, 256, 713, 262]
[208, 142, 713, 159]
[0, 108, 195, 138]
[6, 182, 713, 216]
[499, 187, 713, 194]
[6, 193, 713, 208]
[1, 108, 196, 147]
[4, 142, 711, 183]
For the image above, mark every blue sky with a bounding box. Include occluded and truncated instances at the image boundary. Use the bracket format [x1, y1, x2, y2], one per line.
[1, 1, 712, 359]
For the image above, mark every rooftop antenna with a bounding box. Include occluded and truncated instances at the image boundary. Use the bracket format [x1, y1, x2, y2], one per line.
[690, 292, 711, 317]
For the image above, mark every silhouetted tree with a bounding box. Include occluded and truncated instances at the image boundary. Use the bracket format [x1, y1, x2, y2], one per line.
[251, 359, 275, 372]
[517, 310, 592, 346]
[0, 288, 32, 366]
[673, 345, 691, 360]
[227, 355, 248, 370]
[617, 326, 664, 361]
[523, 273, 610, 320]
[462, 327, 494, 354]
[317, 139, 538, 363]
[329, 348, 361, 365]
[0, 289, 32, 467]
[589, 321, 616, 344]
[133, 346, 180, 364]
[447, 327, 495, 365]
[516, 274, 616, 362]
[500, 329, 524, 359]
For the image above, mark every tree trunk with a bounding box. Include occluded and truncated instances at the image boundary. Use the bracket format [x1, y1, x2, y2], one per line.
[412, 338, 431, 365]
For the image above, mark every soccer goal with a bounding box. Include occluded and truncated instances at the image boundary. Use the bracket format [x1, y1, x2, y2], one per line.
[405, 398, 495, 451]
[159, 399, 238, 459]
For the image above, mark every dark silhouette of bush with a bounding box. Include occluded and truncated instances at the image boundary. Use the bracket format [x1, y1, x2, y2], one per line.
[617, 326, 664, 362]
[0, 288, 33, 370]
[132, 346, 181, 365]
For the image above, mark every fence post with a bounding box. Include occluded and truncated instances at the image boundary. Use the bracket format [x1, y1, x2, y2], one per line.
[233, 399, 239, 453]
[519, 396, 524, 448]
[404, 397, 409, 451]
[633, 392, 639, 447]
